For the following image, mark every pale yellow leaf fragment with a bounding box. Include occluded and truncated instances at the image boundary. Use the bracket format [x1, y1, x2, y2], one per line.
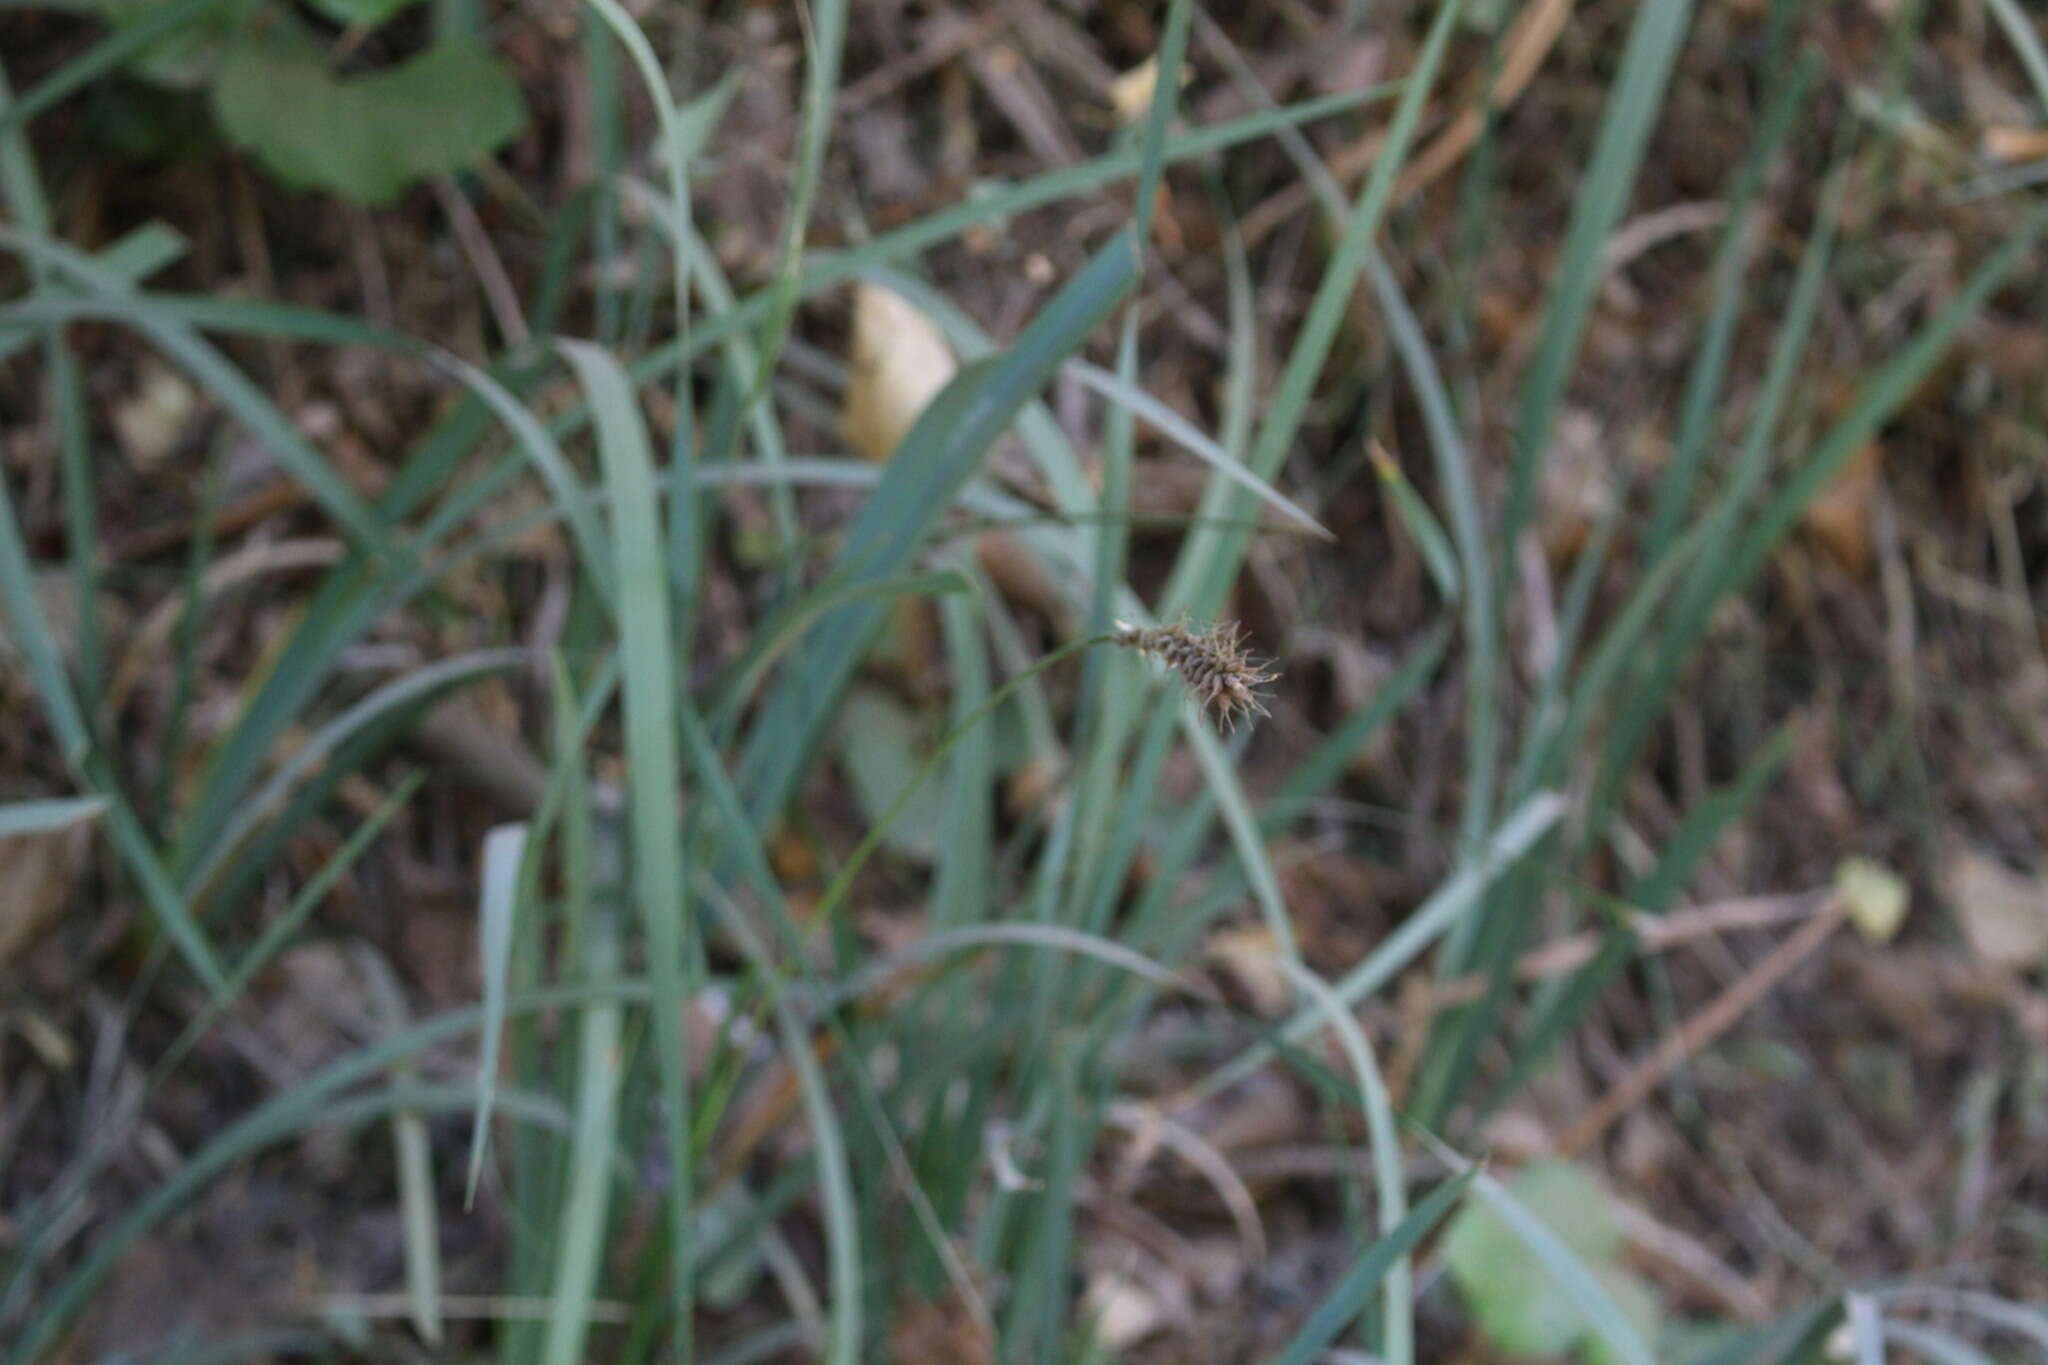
[841, 284, 957, 463]
[1835, 856, 1908, 944]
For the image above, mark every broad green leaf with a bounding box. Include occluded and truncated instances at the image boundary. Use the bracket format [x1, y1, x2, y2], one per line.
[211, 39, 525, 204]
[1445, 1162, 1633, 1361]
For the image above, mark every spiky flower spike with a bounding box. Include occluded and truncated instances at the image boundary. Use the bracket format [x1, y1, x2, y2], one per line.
[1112, 619, 1279, 732]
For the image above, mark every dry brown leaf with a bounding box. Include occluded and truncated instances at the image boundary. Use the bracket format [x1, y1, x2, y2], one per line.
[1983, 126, 2048, 163]
[1942, 848, 2048, 969]
[1802, 441, 1882, 576]
[888, 1288, 994, 1365]
[1203, 925, 1290, 1017]
[841, 283, 957, 463]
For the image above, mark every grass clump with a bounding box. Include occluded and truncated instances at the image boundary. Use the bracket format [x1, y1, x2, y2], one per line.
[3, 0, 2046, 1361]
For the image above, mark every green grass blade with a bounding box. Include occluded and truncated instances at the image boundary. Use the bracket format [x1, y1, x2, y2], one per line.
[1500, 0, 1699, 552]
[182, 648, 527, 898]
[0, 0, 221, 136]
[0, 794, 105, 837]
[707, 569, 971, 737]
[165, 773, 425, 1082]
[1163, 0, 1464, 622]
[0, 227, 392, 555]
[541, 915, 627, 1365]
[1130, 0, 1193, 246]
[1628, 721, 1795, 913]
[1189, 792, 1567, 1102]
[1718, 205, 2048, 604]
[1185, 709, 1300, 962]
[433, 352, 618, 608]
[1589, 161, 1850, 828]
[1263, 1170, 1475, 1365]
[1062, 360, 1331, 539]
[0, 452, 226, 989]
[1986, 0, 2048, 113]
[1368, 444, 1461, 602]
[358, 950, 445, 1348]
[1642, 53, 1817, 563]
[1267, 955, 1412, 1365]
[555, 336, 697, 1342]
[1365, 251, 1494, 854]
[703, 893, 861, 1365]
[465, 822, 531, 1205]
[931, 583, 993, 934]
[733, 232, 1137, 829]
[753, 0, 846, 407]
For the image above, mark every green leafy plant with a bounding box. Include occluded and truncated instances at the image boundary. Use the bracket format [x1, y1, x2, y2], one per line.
[1445, 1161, 1663, 1364]
[16, 0, 525, 201]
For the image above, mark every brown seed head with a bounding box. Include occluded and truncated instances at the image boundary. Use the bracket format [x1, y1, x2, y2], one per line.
[1111, 619, 1278, 731]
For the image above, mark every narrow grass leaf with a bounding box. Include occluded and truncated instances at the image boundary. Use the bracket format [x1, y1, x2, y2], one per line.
[734, 233, 1136, 829]
[0, 795, 105, 838]
[1367, 250, 1495, 854]
[1063, 360, 1331, 538]
[753, 0, 847, 406]
[159, 772, 425, 1083]
[0, 227, 392, 554]
[1129, 0, 1193, 245]
[1184, 706, 1300, 962]
[1718, 206, 2048, 601]
[0, 0, 221, 136]
[541, 916, 626, 1365]
[465, 822, 531, 1205]
[183, 648, 527, 898]
[0, 455, 225, 988]
[1191, 791, 1566, 1101]
[555, 337, 696, 1332]
[1502, 0, 1699, 551]
[353, 948, 444, 1347]
[1263, 1170, 1475, 1365]
[1165, 0, 1464, 622]
[1643, 53, 1816, 563]
[1265, 954, 1412, 1365]
[708, 569, 971, 736]
[703, 894, 860, 1365]
[1986, 0, 2048, 113]
[1368, 444, 1460, 601]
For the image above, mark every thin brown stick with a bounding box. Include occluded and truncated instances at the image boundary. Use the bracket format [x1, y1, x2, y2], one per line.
[434, 177, 530, 349]
[1559, 896, 1848, 1156]
[1409, 891, 1826, 1015]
